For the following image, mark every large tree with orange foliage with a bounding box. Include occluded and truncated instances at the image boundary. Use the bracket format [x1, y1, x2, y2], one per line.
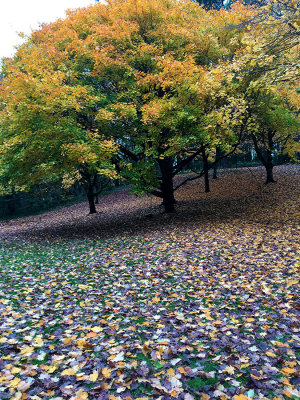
[0, 0, 255, 212]
[7, 0, 298, 213]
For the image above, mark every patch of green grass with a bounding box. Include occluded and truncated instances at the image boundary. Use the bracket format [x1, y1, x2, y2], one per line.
[186, 375, 219, 390]
[203, 361, 218, 373]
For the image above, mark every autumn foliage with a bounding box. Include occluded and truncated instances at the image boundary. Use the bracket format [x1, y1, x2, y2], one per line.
[0, 0, 299, 213]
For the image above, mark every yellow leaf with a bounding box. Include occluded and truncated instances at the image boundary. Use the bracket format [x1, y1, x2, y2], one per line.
[91, 326, 102, 333]
[102, 367, 111, 378]
[75, 389, 89, 400]
[61, 368, 76, 376]
[89, 370, 98, 382]
[34, 337, 43, 347]
[20, 346, 34, 355]
[287, 361, 297, 368]
[64, 337, 72, 345]
[233, 396, 248, 400]
[152, 297, 160, 304]
[282, 377, 292, 386]
[48, 365, 58, 373]
[167, 368, 175, 376]
[287, 279, 298, 287]
[178, 366, 185, 374]
[9, 377, 21, 388]
[281, 367, 295, 375]
[266, 351, 276, 358]
[241, 363, 249, 369]
[223, 365, 235, 375]
[76, 339, 92, 349]
[11, 367, 22, 374]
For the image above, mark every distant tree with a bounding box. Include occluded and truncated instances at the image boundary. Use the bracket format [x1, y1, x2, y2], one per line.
[193, 0, 224, 10]
[246, 88, 299, 183]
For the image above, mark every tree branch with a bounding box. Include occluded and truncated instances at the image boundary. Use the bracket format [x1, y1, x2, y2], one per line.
[119, 145, 141, 162]
[172, 148, 203, 177]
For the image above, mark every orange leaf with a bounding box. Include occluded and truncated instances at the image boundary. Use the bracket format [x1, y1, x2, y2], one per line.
[102, 367, 111, 378]
[86, 332, 98, 338]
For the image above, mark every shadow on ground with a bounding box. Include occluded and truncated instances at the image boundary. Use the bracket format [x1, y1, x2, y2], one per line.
[1, 165, 299, 242]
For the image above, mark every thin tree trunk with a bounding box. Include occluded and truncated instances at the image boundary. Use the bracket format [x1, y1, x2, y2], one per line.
[202, 147, 210, 192]
[265, 149, 276, 183]
[213, 147, 220, 179]
[87, 179, 97, 214]
[81, 172, 98, 214]
[158, 157, 176, 213]
[265, 130, 276, 184]
[213, 164, 217, 179]
[252, 133, 276, 184]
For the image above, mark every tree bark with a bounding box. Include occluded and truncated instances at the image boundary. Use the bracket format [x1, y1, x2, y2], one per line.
[87, 191, 97, 214]
[81, 172, 98, 214]
[202, 147, 210, 193]
[265, 149, 276, 183]
[265, 130, 276, 184]
[213, 147, 220, 179]
[158, 157, 176, 213]
[213, 164, 217, 179]
[252, 133, 276, 184]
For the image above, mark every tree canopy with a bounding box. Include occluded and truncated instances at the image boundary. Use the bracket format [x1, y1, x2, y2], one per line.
[0, 0, 299, 213]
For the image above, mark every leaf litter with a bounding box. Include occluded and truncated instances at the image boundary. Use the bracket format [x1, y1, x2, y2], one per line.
[0, 166, 299, 400]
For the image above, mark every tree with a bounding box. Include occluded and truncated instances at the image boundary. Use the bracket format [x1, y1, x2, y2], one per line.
[0, 56, 117, 214]
[2, 0, 283, 214]
[233, 0, 300, 83]
[218, 0, 299, 183]
[82, 0, 253, 211]
[245, 86, 299, 183]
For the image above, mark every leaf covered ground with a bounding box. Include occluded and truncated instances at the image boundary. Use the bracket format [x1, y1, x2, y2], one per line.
[0, 166, 299, 400]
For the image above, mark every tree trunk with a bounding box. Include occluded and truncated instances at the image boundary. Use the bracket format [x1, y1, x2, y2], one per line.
[202, 147, 210, 192]
[265, 149, 276, 184]
[213, 164, 217, 179]
[7, 193, 16, 215]
[87, 191, 97, 214]
[158, 157, 176, 213]
[265, 131, 276, 184]
[252, 132, 276, 184]
[213, 147, 220, 179]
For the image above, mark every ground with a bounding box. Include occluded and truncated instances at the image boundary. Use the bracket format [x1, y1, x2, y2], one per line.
[0, 166, 299, 400]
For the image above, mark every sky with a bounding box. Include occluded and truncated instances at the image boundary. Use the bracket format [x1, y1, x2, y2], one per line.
[0, 0, 96, 59]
